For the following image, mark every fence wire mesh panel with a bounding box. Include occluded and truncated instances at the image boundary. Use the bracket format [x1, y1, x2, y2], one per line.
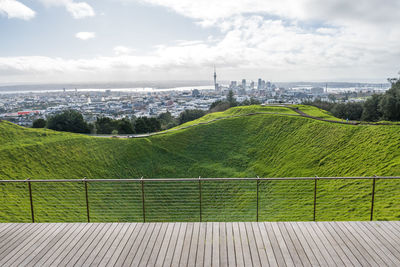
[144, 181, 199, 222]
[374, 179, 400, 220]
[202, 180, 257, 221]
[316, 179, 372, 221]
[258, 180, 314, 221]
[1, 177, 400, 222]
[31, 182, 86, 222]
[0, 183, 30, 223]
[89, 181, 142, 222]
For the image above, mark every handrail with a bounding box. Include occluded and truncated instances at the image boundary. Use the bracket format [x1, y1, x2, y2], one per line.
[0, 176, 399, 183]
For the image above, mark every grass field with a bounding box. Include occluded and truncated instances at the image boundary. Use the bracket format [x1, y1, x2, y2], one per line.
[1, 105, 400, 222]
[290, 104, 343, 121]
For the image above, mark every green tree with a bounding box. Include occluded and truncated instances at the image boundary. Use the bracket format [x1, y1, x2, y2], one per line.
[227, 90, 238, 107]
[361, 94, 382, 121]
[178, 109, 206, 124]
[116, 118, 134, 134]
[95, 117, 117, 134]
[32, 118, 47, 128]
[158, 111, 177, 130]
[331, 102, 363, 120]
[379, 81, 400, 121]
[134, 117, 161, 134]
[47, 110, 90, 133]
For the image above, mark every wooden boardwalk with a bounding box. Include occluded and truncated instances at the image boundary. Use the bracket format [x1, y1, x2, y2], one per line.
[0, 221, 400, 266]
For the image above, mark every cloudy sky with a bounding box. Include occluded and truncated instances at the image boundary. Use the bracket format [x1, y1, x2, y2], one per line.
[0, 0, 399, 84]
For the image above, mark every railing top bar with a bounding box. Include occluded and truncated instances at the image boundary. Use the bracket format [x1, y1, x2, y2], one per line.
[0, 176, 398, 183]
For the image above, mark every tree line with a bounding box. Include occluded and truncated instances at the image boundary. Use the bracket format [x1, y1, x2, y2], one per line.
[304, 79, 400, 121]
[32, 90, 258, 134]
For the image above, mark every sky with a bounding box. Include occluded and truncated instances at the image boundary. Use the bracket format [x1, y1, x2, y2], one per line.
[0, 0, 399, 84]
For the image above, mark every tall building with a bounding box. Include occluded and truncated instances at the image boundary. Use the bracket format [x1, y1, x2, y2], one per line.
[242, 79, 246, 89]
[250, 81, 255, 89]
[258, 79, 262, 90]
[214, 66, 218, 92]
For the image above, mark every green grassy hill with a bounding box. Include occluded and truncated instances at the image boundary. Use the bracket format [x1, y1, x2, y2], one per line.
[1, 105, 400, 222]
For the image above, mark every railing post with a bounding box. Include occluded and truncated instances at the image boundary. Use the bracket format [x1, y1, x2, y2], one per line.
[313, 176, 318, 221]
[199, 176, 202, 222]
[83, 178, 90, 223]
[256, 176, 259, 222]
[27, 179, 35, 223]
[141, 177, 146, 223]
[370, 176, 376, 221]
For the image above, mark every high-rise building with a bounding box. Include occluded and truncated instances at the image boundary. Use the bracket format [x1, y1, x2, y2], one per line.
[250, 81, 255, 89]
[214, 66, 218, 92]
[258, 79, 262, 90]
[242, 79, 246, 89]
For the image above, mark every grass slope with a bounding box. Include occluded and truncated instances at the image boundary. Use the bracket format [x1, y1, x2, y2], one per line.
[0, 105, 400, 222]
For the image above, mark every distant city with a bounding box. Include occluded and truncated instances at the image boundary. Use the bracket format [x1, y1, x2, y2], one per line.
[0, 71, 390, 126]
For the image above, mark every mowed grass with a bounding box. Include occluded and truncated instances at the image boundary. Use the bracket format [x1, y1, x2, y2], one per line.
[291, 104, 343, 121]
[170, 105, 298, 129]
[0, 106, 400, 223]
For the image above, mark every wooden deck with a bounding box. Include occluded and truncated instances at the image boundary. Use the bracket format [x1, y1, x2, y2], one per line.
[0, 221, 400, 266]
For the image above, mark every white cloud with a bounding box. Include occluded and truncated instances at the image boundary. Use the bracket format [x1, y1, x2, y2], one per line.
[39, 0, 95, 19]
[113, 46, 135, 55]
[136, 0, 400, 27]
[0, 0, 35, 20]
[75, 32, 95, 40]
[1, 0, 400, 83]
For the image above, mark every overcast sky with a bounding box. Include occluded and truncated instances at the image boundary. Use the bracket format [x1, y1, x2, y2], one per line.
[0, 0, 399, 84]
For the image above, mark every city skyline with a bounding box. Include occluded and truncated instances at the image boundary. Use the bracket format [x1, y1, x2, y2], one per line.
[1, 0, 400, 84]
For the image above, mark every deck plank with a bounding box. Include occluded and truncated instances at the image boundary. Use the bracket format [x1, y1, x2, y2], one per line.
[281, 222, 311, 267]
[163, 222, 182, 267]
[59, 223, 103, 266]
[295, 221, 328, 266]
[354, 221, 400, 265]
[46, 223, 95, 266]
[232, 222, 245, 266]
[171, 223, 187, 267]
[80, 223, 119, 267]
[26, 223, 76, 266]
[219, 222, 228, 267]
[98, 223, 132, 267]
[144, 223, 169, 267]
[0, 221, 400, 267]
[342, 221, 395, 266]
[8, 223, 68, 266]
[225, 222, 237, 267]
[239, 222, 255, 267]
[195, 222, 206, 267]
[204, 222, 213, 267]
[314, 222, 354, 267]
[308, 222, 344, 266]
[155, 222, 175, 267]
[329, 221, 372, 266]
[72, 223, 114, 266]
[277, 222, 302, 267]
[138, 223, 163, 267]
[267, 221, 294, 267]
[121, 223, 151, 266]
[251, 222, 270, 267]
[0, 223, 52, 263]
[245, 222, 261, 267]
[129, 223, 158, 267]
[178, 222, 193, 267]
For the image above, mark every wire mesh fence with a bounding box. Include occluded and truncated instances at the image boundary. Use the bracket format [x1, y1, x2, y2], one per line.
[0, 176, 399, 223]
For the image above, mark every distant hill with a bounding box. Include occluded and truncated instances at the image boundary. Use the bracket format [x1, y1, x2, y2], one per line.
[0, 105, 399, 222]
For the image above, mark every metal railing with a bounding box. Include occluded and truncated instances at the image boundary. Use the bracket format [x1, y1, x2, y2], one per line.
[0, 176, 399, 223]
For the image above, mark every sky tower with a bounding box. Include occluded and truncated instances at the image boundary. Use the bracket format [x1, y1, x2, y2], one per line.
[214, 65, 218, 91]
